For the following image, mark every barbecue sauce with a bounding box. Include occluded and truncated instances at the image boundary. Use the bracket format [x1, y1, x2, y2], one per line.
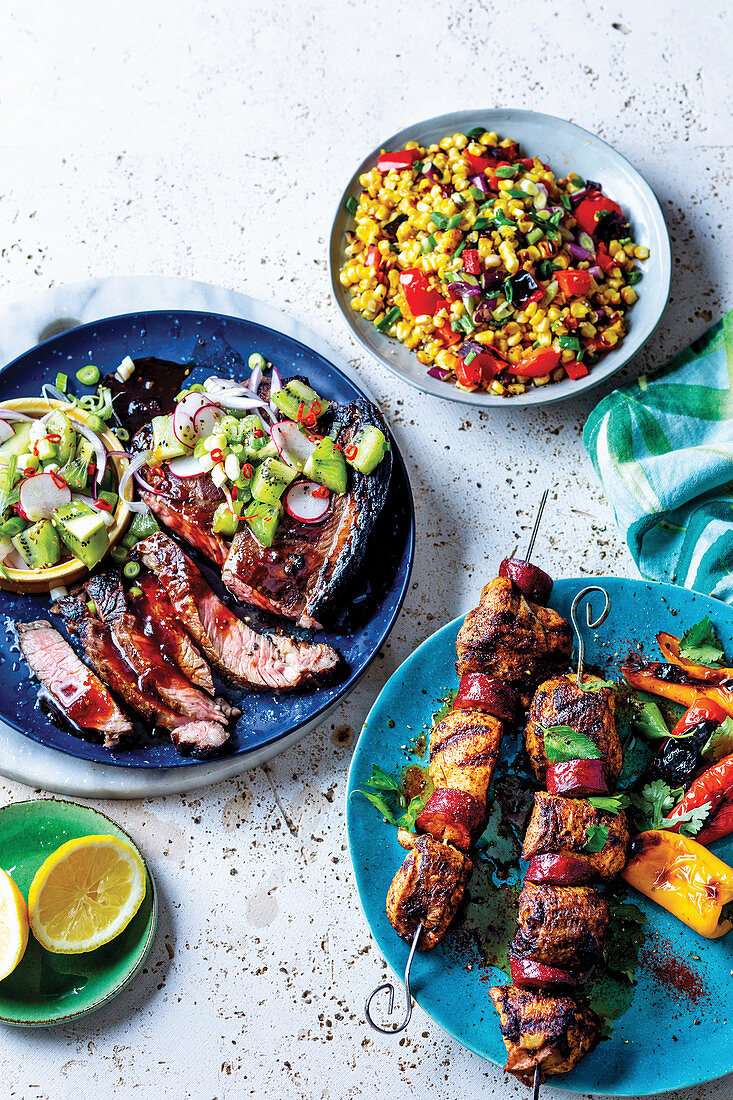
[105, 357, 192, 436]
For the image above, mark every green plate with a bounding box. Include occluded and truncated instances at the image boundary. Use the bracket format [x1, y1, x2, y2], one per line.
[0, 799, 157, 1026]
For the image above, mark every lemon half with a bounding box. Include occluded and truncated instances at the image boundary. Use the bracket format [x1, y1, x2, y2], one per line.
[0, 869, 29, 979]
[28, 834, 146, 954]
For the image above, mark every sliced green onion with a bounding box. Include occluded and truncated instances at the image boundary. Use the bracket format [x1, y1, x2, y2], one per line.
[375, 306, 401, 333]
[248, 353, 267, 371]
[128, 586, 143, 598]
[469, 187, 485, 201]
[472, 217, 490, 232]
[412, 160, 423, 174]
[55, 372, 68, 393]
[576, 348, 586, 363]
[86, 413, 103, 431]
[421, 235, 437, 254]
[628, 271, 643, 285]
[430, 212, 448, 229]
[506, 189, 526, 199]
[466, 126, 485, 139]
[527, 227, 544, 246]
[559, 335, 581, 351]
[463, 349, 477, 365]
[110, 545, 128, 564]
[503, 278, 514, 304]
[345, 196, 358, 215]
[494, 165, 518, 179]
[559, 194, 571, 211]
[447, 214, 462, 229]
[451, 239, 469, 259]
[546, 228, 560, 241]
[76, 365, 100, 386]
[115, 427, 129, 443]
[492, 302, 514, 323]
[86, 600, 96, 614]
[123, 561, 141, 580]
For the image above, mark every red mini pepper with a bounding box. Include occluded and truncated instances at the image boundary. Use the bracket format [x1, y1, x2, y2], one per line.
[557, 269, 593, 297]
[508, 348, 561, 378]
[574, 191, 624, 237]
[671, 699, 728, 738]
[668, 754, 733, 832]
[462, 249, 481, 275]
[376, 148, 421, 172]
[698, 801, 733, 845]
[399, 269, 446, 318]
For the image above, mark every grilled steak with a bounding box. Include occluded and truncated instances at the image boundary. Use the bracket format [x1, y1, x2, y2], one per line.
[133, 531, 340, 690]
[172, 720, 230, 756]
[222, 398, 392, 628]
[86, 572, 227, 726]
[55, 594, 230, 754]
[129, 572, 214, 694]
[16, 620, 132, 747]
[132, 422, 228, 565]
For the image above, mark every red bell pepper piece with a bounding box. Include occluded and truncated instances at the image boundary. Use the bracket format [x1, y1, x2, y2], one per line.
[671, 699, 729, 738]
[564, 359, 590, 380]
[525, 854, 597, 886]
[517, 157, 535, 170]
[416, 788, 485, 851]
[399, 269, 445, 318]
[436, 323, 461, 346]
[595, 244, 615, 273]
[667, 754, 733, 830]
[574, 192, 624, 237]
[465, 151, 495, 174]
[462, 249, 481, 275]
[556, 269, 593, 297]
[546, 759, 609, 798]
[376, 148, 421, 172]
[508, 348, 561, 378]
[697, 800, 733, 845]
[454, 348, 505, 387]
[365, 245, 382, 275]
[453, 672, 518, 720]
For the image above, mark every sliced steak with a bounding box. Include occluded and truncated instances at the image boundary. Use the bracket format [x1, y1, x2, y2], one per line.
[222, 397, 392, 627]
[16, 620, 132, 748]
[133, 531, 340, 690]
[172, 720, 230, 756]
[85, 572, 227, 726]
[132, 422, 228, 565]
[129, 572, 214, 694]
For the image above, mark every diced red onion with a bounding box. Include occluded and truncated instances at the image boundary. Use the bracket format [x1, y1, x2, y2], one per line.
[106, 450, 131, 458]
[426, 366, 453, 382]
[447, 281, 481, 297]
[470, 175, 489, 194]
[570, 188, 587, 205]
[567, 242, 594, 261]
[588, 265, 603, 279]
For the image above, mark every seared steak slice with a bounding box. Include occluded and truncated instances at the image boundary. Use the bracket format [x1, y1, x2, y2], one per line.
[16, 620, 132, 747]
[129, 572, 214, 694]
[222, 398, 392, 627]
[132, 422, 228, 566]
[133, 531, 340, 690]
[172, 720, 229, 756]
[86, 572, 227, 726]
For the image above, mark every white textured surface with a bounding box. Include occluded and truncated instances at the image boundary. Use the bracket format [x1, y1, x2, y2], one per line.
[0, 2, 731, 1098]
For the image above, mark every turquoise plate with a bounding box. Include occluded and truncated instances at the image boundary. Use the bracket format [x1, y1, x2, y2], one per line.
[346, 577, 733, 1095]
[0, 799, 157, 1026]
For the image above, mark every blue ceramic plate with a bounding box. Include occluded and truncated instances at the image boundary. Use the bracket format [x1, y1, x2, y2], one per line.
[347, 577, 733, 1095]
[330, 109, 671, 408]
[0, 310, 414, 768]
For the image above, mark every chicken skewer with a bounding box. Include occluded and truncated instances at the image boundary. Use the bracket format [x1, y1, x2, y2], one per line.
[366, 493, 567, 1032]
[491, 586, 623, 1088]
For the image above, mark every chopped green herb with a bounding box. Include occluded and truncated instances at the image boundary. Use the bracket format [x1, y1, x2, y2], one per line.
[349, 789, 398, 825]
[466, 126, 486, 139]
[541, 724, 603, 764]
[702, 716, 733, 762]
[627, 271, 643, 285]
[679, 615, 725, 666]
[633, 699, 671, 740]
[588, 794, 630, 814]
[578, 677, 615, 693]
[583, 822, 609, 853]
[627, 779, 710, 835]
[603, 887, 647, 982]
[345, 196, 358, 215]
[469, 186, 485, 201]
[398, 791, 430, 832]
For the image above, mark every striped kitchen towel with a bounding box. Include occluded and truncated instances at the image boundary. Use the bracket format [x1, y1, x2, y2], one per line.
[583, 310, 733, 600]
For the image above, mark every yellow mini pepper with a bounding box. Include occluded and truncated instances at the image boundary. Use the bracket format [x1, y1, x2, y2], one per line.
[623, 830, 733, 939]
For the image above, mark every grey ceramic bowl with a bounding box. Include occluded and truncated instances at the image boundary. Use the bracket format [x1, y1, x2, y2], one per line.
[330, 108, 671, 408]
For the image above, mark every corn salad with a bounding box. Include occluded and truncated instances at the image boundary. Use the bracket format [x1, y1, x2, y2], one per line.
[339, 129, 648, 396]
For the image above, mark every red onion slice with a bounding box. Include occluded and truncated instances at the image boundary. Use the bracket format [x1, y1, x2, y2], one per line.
[0, 409, 33, 424]
[119, 450, 153, 513]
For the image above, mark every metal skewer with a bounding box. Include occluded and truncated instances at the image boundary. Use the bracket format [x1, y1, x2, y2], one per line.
[570, 585, 611, 682]
[364, 922, 422, 1034]
[532, 1064, 542, 1100]
[524, 488, 549, 563]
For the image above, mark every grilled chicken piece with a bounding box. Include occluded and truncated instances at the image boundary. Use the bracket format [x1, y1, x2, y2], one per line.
[525, 674, 622, 783]
[489, 985, 601, 1086]
[16, 621, 132, 747]
[523, 792, 629, 880]
[510, 882, 609, 973]
[429, 709, 503, 805]
[223, 397, 392, 628]
[455, 577, 572, 702]
[133, 531, 340, 690]
[86, 573, 228, 726]
[132, 422, 228, 566]
[130, 572, 214, 694]
[386, 834, 472, 951]
[56, 595, 229, 753]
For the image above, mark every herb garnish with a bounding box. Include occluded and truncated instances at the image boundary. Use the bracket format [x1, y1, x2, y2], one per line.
[350, 763, 432, 830]
[679, 615, 725, 666]
[633, 699, 671, 740]
[541, 724, 602, 764]
[583, 822, 609, 852]
[628, 779, 711, 837]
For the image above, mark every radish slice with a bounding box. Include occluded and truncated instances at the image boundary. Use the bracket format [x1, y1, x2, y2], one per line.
[168, 454, 205, 479]
[271, 421, 317, 470]
[172, 392, 217, 448]
[0, 420, 14, 444]
[19, 473, 72, 520]
[284, 480, 330, 524]
[191, 401, 223, 439]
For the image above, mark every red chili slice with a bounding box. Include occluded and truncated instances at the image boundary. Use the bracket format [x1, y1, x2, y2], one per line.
[498, 558, 553, 604]
[546, 758, 609, 798]
[525, 853, 597, 886]
[453, 673, 517, 720]
[415, 788, 485, 851]
[344, 444, 358, 461]
[509, 957, 578, 990]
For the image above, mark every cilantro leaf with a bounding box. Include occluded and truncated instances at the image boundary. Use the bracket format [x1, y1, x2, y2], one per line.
[397, 791, 431, 832]
[628, 780, 683, 830]
[578, 677, 616, 694]
[603, 894, 647, 982]
[633, 699, 671, 741]
[702, 716, 733, 762]
[588, 794, 630, 815]
[366, 764, 401, 792]
[582, 822, 609, 852]
[541, 724, 603, 763]
[349, 789, 398, 825]
[664, 802, 712, 838]
[679, 615, 725, 666]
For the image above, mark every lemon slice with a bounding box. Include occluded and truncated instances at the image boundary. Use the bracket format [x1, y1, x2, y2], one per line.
[0, 869, 29, 980]
[28, 835, 146, 954]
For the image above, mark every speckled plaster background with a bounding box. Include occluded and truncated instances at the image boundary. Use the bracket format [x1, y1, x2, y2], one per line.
[0, 1, 731, 1097]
